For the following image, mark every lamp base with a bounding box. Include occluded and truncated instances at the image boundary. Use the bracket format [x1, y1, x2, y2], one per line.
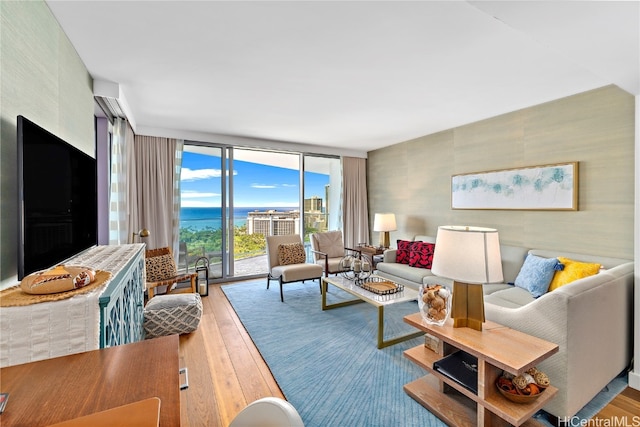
[451, 281, 485, 331]
[379, 231, 390, 249]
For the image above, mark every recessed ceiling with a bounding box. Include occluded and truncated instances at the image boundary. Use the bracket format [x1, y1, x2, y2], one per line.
[46, 1, 639, 156]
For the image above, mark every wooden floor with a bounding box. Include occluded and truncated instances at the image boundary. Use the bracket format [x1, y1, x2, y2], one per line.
[178, 282, 284, 427]
[179, 281, 639, 427]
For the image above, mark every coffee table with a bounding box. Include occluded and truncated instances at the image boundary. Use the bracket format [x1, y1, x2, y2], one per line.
[321, 275, 422, 348]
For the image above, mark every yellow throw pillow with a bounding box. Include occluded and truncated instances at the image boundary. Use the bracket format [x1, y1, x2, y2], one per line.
[548, 257, 600, 292]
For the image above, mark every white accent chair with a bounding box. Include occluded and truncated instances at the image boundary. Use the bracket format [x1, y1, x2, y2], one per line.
[229, 397, 304, 427]
[309, 230, 361, 277]
[266, 234, 323, 302]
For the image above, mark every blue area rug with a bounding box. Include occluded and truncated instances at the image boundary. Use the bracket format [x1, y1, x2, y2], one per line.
[222, 279, 445, 427]
[222, 279, 627, 427]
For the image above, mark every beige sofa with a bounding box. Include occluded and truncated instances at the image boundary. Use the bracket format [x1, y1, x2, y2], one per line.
[377, 237, 634, 420]
[375, 235, 437, 289]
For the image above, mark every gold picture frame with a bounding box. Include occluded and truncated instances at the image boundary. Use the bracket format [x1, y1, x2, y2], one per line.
[451, 162, 578, 211]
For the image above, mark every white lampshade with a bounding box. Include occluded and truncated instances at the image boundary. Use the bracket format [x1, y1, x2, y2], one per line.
[431, 226, 503, 284]
[373, 213, 397, 232]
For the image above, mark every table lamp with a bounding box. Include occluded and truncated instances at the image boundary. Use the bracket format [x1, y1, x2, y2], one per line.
[373, 213, 396, 248]
[430, 225, 503, 331]
[131, 228, 150, 244]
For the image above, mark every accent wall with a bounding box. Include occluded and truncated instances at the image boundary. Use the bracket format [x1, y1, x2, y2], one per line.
[367, 85, 635, 260]
[0, 1, 95, 289]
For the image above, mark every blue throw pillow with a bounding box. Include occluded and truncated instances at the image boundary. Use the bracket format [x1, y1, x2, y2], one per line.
[514, 254, 560, 298]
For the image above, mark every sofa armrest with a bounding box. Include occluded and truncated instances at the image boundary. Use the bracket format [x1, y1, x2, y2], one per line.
[484, 262, 634, 418]
[383, 249, 397, 263]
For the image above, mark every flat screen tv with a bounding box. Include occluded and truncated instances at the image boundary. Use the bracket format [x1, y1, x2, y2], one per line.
[17, 115, 97, 280]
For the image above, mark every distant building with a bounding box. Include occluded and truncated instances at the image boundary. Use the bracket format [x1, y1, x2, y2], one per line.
[246, 210, 300, 236]
[304, 196, 327, 232]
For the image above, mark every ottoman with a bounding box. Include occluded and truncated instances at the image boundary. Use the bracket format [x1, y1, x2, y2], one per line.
[143, 293, 203, 339]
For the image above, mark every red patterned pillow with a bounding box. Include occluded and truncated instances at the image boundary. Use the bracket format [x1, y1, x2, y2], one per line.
[409, 242, 435, 269]
[396, 240, 413, 265]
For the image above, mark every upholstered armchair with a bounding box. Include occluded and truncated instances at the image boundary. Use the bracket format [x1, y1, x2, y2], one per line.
[266, 234, 323, 302]
[309, 230, 361, 277]
[145, 247, 197, 298]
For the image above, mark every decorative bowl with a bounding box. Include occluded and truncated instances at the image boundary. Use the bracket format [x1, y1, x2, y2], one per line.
[497, 382, 546, 404]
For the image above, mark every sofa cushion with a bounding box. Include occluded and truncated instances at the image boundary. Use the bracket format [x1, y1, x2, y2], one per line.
[396, 240, 412, 265]
[484, 286, 535, 309]
[514, 253, 561, 297]
[376, 262, 434, 284]
[548, 257, 601, 291]
[409, 241, 435, 269]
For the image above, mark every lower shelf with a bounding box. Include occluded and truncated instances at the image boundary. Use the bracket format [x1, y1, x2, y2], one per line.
[405, 374, 553, 427]
[405, 375, 475, 426]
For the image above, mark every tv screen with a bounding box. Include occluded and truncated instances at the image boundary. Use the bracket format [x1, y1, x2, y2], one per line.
[17, 115, 97, 280]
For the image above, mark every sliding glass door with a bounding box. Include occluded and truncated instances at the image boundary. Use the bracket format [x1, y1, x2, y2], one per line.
[179, 144, 340, 281]
[231, 148, 301, 277]
[303, 155, 342, 241]
[179, 145, 225, 279]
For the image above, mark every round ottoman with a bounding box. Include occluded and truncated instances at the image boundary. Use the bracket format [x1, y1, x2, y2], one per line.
[143, 293, 203, 339]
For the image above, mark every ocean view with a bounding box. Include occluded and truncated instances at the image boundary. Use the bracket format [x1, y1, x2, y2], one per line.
[180, 207, 296, 231]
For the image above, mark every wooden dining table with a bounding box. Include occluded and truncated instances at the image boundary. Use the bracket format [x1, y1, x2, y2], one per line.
[0, 334, 180, 426]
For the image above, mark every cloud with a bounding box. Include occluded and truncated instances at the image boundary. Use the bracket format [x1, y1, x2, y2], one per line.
[250, 183, 299, 189]
[181, 168, 236, 181]
[251, 183, 277, 189]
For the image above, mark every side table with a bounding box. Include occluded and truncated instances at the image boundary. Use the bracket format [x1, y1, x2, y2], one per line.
[403, 313, 559, 426]
[357, 245, 385, 268]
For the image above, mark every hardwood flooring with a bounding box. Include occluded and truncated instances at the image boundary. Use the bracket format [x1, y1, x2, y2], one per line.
[179, 281, 639, 427]
[179, 282, 284, 427]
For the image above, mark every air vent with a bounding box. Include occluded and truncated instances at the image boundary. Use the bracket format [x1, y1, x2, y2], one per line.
[95, 95, 127, 121]
[93, 79, 130, 122]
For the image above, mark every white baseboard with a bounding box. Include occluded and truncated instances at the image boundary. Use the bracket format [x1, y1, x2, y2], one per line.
[629, 371, 640, 391]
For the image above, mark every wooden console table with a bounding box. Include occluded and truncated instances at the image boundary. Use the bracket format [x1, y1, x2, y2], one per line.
[403, 313, 559, 426]
[0, 335, 180, 426]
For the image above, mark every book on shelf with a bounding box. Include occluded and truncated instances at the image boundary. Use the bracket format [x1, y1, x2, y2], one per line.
[433, 350, 478, 395]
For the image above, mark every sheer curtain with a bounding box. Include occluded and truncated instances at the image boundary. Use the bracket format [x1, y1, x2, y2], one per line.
[132, 135, 183, 255]
[108, 118, 134, 245]
[341, 156, 369, 248]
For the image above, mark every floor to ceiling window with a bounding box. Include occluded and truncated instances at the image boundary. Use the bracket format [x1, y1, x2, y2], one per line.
[179, 143, 340, 281]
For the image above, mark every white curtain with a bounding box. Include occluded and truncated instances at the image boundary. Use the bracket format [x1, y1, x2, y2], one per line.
[341, 156, 369, 248]
[108, 118, 132, 245]
[173, 140, 184, 256]
[132, 135, 183, 255]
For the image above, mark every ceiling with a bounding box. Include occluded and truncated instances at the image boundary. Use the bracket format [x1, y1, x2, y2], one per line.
[46, 1, 639, 157]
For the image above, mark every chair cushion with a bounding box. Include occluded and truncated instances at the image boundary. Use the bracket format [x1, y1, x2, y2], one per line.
[144, 293, 203, 338]
[278, 243, 306, 265]
[146, 254, 177, 281]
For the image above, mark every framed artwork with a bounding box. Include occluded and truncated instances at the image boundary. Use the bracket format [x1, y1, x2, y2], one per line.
[451, 162, 578, 210]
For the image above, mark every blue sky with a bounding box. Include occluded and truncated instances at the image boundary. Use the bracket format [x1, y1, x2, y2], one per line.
[180, 151, 328, 208]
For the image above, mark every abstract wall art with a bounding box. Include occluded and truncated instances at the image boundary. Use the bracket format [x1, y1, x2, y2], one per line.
[451, 162, 578, 210]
